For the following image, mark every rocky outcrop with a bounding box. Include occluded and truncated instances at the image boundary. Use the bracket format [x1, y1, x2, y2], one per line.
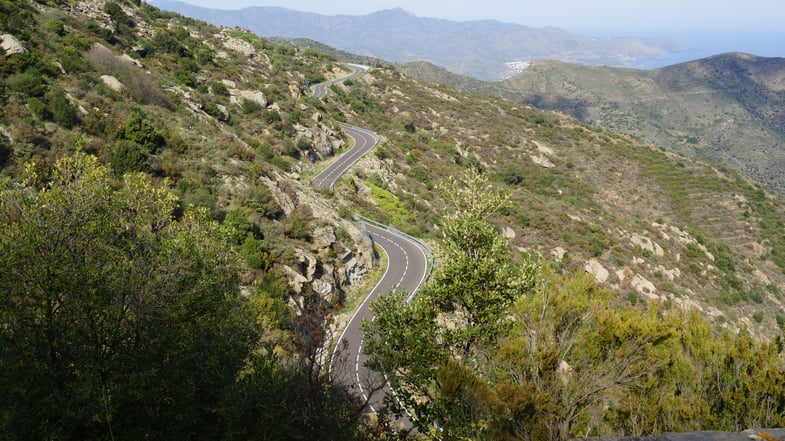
[229, 88, 268, 108]
[1, 34, 26, 55]
[630, 233, 664, 257]
[585, 259, 609, 283]
[259, 173, 374, 301]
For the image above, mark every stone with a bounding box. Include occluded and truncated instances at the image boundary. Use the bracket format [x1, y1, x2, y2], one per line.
[1, 34, 26, 55]
[120, 53, 143, 68]
[551, 247, 567, 261]
[344, 257, 368, 285]
[230, 89, 268, 108]
[630, 233, 664, 256]
[532, 140, 554, 156]
[531, 153, 555, 168]
[502, 226, 516, 240]
[631, 273, 657, 298]
[584, 259, 609, 284]
[100, 75, 125, 92]
[311, 226, 336, 251]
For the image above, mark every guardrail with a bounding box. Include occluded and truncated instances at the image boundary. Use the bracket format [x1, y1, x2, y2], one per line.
[355, 213, 435, 301]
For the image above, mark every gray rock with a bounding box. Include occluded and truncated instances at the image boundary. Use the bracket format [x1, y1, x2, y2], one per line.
[1, 34, 26, 55]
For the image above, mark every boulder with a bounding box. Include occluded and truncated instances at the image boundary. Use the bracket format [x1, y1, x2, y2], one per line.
[631, 273, 658, 299]
[229, 89, 268, 107]
[530, 153, 555, 168]
[630, 233, 664, 256]
[584, 259, 609, 283]
[1, 34, 26, 55]
[100, 75, 125, 93]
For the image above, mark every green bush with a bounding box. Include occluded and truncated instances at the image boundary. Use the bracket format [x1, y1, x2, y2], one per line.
[60, 47, 89, 73]
[203, 101, 223, 119]
[47, 89, 77, 129]
[211, 81, 229, 97]
[8, 69, 47, 97]
[500, 164, 524, 185]
[111, 140, 149, 175]
[241, 99, 263, 115]
[123, 111, 165, 153]
[0, 138, 12, 167]
[27, 97, 49, 120]
[44, 19, 65, 37]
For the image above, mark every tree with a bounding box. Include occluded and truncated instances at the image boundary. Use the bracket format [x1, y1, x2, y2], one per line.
[365, 170, 539, 439]
[0, 153, 257, 440]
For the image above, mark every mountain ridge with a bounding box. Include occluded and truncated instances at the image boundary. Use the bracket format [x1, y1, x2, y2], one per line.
[150, 0, 682, 80]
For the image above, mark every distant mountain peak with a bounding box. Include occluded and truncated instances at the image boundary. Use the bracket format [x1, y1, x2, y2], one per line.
[151, 1, 682, 80]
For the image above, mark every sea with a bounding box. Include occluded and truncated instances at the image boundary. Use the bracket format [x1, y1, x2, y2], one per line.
[584, 29, 785, 70]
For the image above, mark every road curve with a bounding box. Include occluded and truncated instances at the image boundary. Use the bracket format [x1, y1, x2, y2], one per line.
[311, 63, 368, 99]
[309, 65, 432, 427]
[330, 223, 429, 420]
[311, 124, 378, 190]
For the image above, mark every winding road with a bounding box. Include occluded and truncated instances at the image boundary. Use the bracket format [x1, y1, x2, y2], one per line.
[310, 65, 432, 426]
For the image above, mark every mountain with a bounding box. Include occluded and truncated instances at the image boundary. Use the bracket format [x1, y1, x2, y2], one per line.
[149, 0, 682, 80]
[5, 0, 785, 438]
[402, 53, 785, 193]
[493, 53, 785, 192]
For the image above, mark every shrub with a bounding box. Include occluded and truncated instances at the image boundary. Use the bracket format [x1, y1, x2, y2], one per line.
[8, 69, 47, 97]
[283, 205, 313, 241]
[85, 45, 171, 108]
[174, 70, 196, 87]
[500, 164, 524, 185]
[27, 97, 50, 120]
[60, 47, 89, 73]
[47, 89, 77, 129]
[211, 81, 229, 97]
[44, 20, 65, 37]
[123, 111, 165, 153]
[0, 138, 11, 167]
[241, 99, 262, 115]
[202, 101, 223, 119]
[111, 140, 148, 175]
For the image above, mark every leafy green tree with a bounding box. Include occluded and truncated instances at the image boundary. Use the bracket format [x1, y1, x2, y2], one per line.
[365, 170, 539, 439]
[0, 153, 257, 440]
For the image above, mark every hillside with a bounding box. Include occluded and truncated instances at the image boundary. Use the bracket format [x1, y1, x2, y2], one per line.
[4, 0, 785, 439]
[324, 65, 785, 338]
[149, 0, 683, 80]
[492, 54, 785, 192]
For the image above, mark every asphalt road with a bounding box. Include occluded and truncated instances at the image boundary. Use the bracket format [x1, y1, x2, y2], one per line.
[330, 222, 429, 423]
[309, 64, 432, 428]
[311, 63, 368, 99]
[311, 123, 378, 190]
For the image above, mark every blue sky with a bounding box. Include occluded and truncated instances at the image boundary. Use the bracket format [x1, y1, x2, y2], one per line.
[172, 0, 784, 33]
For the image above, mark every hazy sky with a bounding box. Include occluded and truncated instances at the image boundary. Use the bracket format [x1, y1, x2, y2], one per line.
[173, 0, 784, 33]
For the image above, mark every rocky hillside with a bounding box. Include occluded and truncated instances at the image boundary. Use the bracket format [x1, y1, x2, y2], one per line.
[0, 0, 375, 315]
[494, 54, 785, 192]
[319, 65, 785, 338]
[6, 1, 785, 439]
[4, 0, 785, 339]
